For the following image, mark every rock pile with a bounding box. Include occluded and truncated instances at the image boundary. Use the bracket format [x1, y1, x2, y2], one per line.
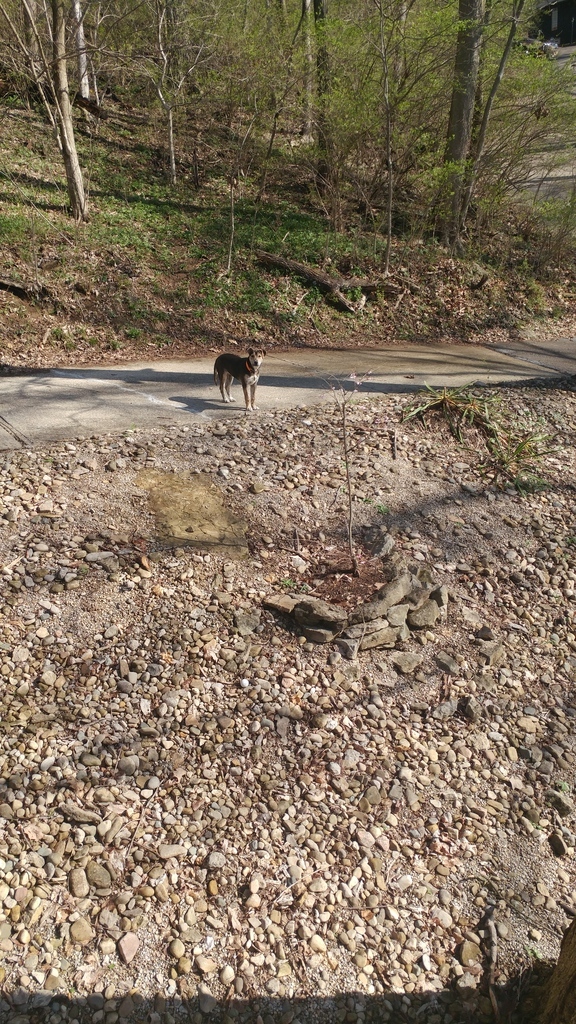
[265, 567, 448, 659]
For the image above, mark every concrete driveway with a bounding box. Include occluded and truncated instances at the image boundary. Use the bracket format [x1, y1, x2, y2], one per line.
[0, 339, 574, 450]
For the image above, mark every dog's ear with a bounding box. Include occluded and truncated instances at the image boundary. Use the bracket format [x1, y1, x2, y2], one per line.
[261, 349, 267, 356]
[248, 347, 255, 356]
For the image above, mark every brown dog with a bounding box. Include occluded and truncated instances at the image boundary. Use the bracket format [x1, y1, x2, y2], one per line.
[213, 347, 266, 411]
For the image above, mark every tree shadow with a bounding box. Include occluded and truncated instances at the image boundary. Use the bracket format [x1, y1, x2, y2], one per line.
[0, 977, 543, 1023]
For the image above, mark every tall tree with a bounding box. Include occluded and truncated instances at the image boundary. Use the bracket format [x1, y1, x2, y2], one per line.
[73, 0, 90, 100]
[313, 0, 331, 192]
[442, 0, 484, 246]
[460, 0, 526, 228]
[51, 0, 88, 220]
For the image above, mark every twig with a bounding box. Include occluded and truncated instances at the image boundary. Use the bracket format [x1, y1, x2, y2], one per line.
[391, 428, 397, 460]
[0, 556, 22, 573]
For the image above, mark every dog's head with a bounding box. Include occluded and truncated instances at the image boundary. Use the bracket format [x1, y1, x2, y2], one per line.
[247, 346, 266, 369]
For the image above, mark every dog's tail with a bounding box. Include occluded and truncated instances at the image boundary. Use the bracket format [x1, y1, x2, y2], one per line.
[213, 362, 219, 386]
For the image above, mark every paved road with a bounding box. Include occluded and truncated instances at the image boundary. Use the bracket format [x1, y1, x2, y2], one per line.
[0, 336, 574, 450]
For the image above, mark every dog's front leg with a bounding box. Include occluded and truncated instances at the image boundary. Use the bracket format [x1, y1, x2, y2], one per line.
[250, 383, 258, 410]
[242, 383, 252, 411]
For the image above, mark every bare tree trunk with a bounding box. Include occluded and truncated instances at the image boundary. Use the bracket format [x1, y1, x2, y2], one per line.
[540, 917, 576, 1024]
[302, 0, 313, 136]
[167, 104, 176, 184]
[442, 0, 484, 247]
[52, 0, 88, 221]
[73, 0, 90, 99]
[313, 0, 331, 192]
[23, 0, 40, 102]
[378, 0, 393, 275]
[460, 0, 525, 228]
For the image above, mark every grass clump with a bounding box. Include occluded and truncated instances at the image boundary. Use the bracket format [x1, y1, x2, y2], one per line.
[403, 383, 556, 491]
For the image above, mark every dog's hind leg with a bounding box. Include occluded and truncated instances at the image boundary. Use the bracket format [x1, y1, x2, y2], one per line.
[222, 371, 234, 403]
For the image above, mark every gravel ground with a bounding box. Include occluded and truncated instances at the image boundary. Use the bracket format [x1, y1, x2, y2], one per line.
[0, 380, 575, 1024]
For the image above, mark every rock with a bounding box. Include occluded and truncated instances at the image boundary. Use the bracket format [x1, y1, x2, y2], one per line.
[359, 626, 398, 651]
[476, 640, 505, 667]
[407, 600, 439, 629]
[459, 940, 481, 966]
[118, 933, 140, 964]
[169, 938, 186, 959]
[461, 695, 482, 723]
[386, 603, 409, 626]
[390, 651, 423, 675]
[373, 534, 395, 558]
[302, 627, 337, 643]
[86, 861, 112, 890]
[70, 918, 93, 945]
[293, 596, 348, 629]
[207, 851, 226, 870]
[545, 790, 574, 818]
[364, 785, 381, 806]
[198, 985, 217, 1013]
[430, 584, 449, 607]
[158, 844, 187, 859]
[68, 868, 89, 898]
[118, 755, 139, 776]
[349, 573, 413, 624]
[263, 594, 298, 614]
[548, 832, 569, 857]
[435, 651, 460, 675]
[195, 954, 217, 974]
[234, 609, 261, 635]
[309, 934, 327, 953]
[220, 965, 235, 985]
[431, 700, 457, 721]
[461, 606, 484, 628]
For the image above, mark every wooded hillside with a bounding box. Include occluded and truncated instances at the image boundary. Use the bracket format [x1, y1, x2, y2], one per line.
[0, 0, 575, 365]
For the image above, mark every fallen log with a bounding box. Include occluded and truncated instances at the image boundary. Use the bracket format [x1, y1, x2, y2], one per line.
[0, 277, 49, 302]
[255, 249, 389, 313]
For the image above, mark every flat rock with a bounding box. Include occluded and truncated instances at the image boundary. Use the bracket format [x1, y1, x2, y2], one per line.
[390, 652, 423, 675]
[59, 802, 101, 825]
[436, 651, 460, 675]
[386, 603, 409, 626]
[198, 985, 217, 1013]
[302, 627, 337, 643]
[117, 932, 139, 964]
[359, 626, 398, 651]
[263, 594, 298, 614]
[407, 600, 439, 628]
[158, 844, 187, 859]
[293, 596, 348, 628]
[431, 700, 457, 721]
